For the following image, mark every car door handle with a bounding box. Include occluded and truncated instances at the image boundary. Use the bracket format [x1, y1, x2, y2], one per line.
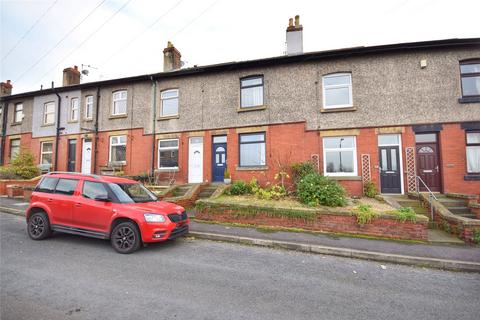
[47, 198, 53, 202]
[75, 203, 82, 207]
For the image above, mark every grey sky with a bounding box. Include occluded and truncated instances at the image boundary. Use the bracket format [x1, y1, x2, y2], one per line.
[1, 0, 479, 94]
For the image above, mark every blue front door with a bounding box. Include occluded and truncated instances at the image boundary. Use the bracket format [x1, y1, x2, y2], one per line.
[212, 143, 227, 182]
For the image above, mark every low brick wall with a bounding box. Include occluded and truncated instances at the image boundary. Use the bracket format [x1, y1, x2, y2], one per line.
[196, 201, 428, 241]
[0, 176, 41, 195]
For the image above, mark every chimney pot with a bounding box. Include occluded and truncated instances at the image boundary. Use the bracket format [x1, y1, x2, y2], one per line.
[289, 18, 293, 27]
[295, 15, 300, 27]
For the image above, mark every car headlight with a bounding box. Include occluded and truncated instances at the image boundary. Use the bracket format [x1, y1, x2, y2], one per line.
[144, 213, 166, 223]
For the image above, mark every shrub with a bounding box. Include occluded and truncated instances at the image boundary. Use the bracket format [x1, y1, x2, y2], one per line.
[391, 207, 416, 223]
[296, 173, 347, 207]
[351, 204, 378, 225]
[473, 229, 480, 244]
[363, 181, 378, 198]
[0, 151, 41, 180]
[254, 184, 286, 200]
[291, 161, 316, 185]
[228, 180, 251, 195]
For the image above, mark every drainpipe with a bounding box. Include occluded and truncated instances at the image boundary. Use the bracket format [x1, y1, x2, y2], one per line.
[93, 86, 100, 174]
[53, 90, 62, 171]
[0, 101, 7, 165]
[151, 76, 157, 176]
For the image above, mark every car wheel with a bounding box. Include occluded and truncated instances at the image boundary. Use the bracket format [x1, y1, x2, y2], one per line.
[111, 222, 142, 254]
[27, 212, 52, 240]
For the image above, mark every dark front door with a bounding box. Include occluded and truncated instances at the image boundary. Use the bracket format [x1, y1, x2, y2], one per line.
[379, 146, 401, 193]
[212, 142, 227, 182]
[67, 139, 76, 172]
[416, 141, 441, 192]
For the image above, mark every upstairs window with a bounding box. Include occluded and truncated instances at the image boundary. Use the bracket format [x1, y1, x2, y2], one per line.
[43, 102, 55, 125]
[112, 90, 127, 115]
[240, 76, 264, 108]
[85, 95, 93, 120]
[466, 131, 480, 174]
[323, 136, 357, 176]
[160, 89, 179, 117]
[9, 139, 20, 160]
[158, 139, 179, 169]
[239, 132, 266, 167]
[14, 103, 23, 123]
[70, 98, 79, 122]
[322, 73, 353, 109]
[460, 60, 480, 99]
[109, 135, 127, 163]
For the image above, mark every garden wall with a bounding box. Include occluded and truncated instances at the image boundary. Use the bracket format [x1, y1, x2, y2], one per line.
[196, 201, 428, 241]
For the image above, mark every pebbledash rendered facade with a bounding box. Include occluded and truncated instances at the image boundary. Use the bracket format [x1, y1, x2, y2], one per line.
[0, 23, 479, 197]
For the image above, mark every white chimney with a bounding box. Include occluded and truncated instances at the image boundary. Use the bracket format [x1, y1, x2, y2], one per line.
[286, 15, 303, 55]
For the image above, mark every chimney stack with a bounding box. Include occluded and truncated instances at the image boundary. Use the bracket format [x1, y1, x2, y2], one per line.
[62, 65, 81, 86]
[0, 80, 12, 97]
[163, 41, 182, 72]
[286, 15, 303, 55]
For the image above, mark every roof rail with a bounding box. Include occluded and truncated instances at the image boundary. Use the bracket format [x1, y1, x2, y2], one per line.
[46, 171, 101, 180]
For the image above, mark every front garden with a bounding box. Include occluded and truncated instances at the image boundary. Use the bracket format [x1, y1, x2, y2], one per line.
[195, 161, 429, 241]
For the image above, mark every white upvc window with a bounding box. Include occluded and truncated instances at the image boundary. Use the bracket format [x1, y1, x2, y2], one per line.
[112, 90, 127, 115]
[43, 102, 55, 125]
[323, 136, 357, 176]
[240, 76, 264, 108]
[466, 131, 480, 174]
[85, 95, 93, 119]
[109, 135, 127, 164]
[158, 139, 179, 169]
[70, 98, 79, 122]
[14, 103, 24, 123]
[40, 141, 53, 165]
[9, 139, 21, 160]
[160, 89, 179, 117]
[322, 73, 353, 109]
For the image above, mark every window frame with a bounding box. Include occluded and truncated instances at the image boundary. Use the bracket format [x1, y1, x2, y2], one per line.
[43, 102, 55, 125]
[9, 138, 20, 160]
[109, 135, 127, 164]
[13, 103, 24, 123]
[459, 59, 480, 99]
[322, 136, 358, 177]
[322, 73, 353, 109]
[85, 95, 94, 120]
[40, 141, 54, 165]
[160, 89, 179, 117]
[240, 75, 264, 109]
[238, 132, 266, 167]
[158, 138, 179, 169]
[69, 97, 79, 122]
[112, 90, 127, 116]
[465, 130, 480, 174]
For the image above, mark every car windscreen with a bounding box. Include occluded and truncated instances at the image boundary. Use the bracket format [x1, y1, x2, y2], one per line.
[109, 183, 158, 203]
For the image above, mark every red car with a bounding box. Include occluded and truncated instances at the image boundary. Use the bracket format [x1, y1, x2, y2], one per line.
[26, 172, 189, 254]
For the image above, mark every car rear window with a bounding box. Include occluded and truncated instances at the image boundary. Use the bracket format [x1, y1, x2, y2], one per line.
[36, 177, 58, 193]
[55, 179, 78, 195]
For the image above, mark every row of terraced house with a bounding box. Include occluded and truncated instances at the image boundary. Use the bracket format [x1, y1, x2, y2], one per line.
[0, 20, 479, 197]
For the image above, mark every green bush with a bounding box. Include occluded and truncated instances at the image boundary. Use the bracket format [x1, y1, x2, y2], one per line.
[296, 173, 347, 207]
[363, 181, 378, 198]
[0, 151, 41, 180]
[291, 161, 316, 185]
[228, 180, 252, 195]
[351, 204, 378, 225]
[473, 229, 480, 244]
[248, 178, 286, 200]
[391, 207, 416, 223]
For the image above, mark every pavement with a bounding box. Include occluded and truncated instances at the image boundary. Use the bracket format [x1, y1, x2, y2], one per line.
[2, 196, 479, 272]
[1, 213, 480, 320]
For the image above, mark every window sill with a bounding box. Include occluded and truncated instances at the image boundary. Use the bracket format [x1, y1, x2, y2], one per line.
[109, 114, 128, 119]
[10, 122, 22, 126]
[236, 165, 268, 171]
[67, 120, 78, 124]
[327, 175, 362, 181]
[458, 97, 480, 104]
[464, 174, 480, 181]
[41, 123, 55, 127]
[84, 118, 93, 122]
[237, 105, 267, 113]
[155, 168, 180, 172]
[320, 106, 356, 113]
[157, 115, 179, 121]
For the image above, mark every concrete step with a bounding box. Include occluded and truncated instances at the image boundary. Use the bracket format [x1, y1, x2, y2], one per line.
[457, 213, 477, 219]
[438, 199, 467, 207]
[449, 207, 471, 215]
[397, 200, 422, 207]
[427, 229, 464, 245]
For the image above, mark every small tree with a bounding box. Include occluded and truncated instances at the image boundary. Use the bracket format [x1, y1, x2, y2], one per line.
[0, 151, 41, 179]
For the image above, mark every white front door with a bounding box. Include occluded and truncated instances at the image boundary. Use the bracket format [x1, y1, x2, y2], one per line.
[188, 137, 203, 183]
[81, 139, 92, 174]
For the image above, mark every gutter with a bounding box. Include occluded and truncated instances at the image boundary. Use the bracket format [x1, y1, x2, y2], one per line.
[93, 86, 100, 174]
[53, 91, 61, 171]
[151, 77, 157, 175]
[0, 101, 7, 165]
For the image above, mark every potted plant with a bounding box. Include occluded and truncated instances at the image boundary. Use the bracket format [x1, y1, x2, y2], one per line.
[223, 168, 231, 184]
